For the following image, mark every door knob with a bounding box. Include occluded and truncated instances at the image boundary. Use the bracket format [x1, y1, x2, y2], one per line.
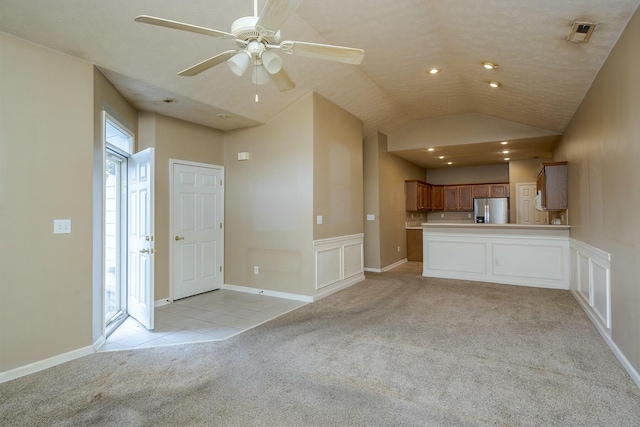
[175, 236, 185, 241]
[140, 248, 150, 254]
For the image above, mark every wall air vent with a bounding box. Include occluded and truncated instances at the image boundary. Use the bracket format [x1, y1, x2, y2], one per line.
[568, 21, 597, 43]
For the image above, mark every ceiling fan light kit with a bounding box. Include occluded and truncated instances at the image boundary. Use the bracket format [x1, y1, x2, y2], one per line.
[135, 0, 364, 97]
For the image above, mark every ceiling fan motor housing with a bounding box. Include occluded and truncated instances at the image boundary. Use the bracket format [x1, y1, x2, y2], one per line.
[231, 16, 280, 44]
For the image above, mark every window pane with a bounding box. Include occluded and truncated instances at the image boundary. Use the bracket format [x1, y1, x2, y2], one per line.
[106, 119, 133, 154]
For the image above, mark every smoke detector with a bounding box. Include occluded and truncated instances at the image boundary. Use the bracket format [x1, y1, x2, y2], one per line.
[568, 21, 597, 43]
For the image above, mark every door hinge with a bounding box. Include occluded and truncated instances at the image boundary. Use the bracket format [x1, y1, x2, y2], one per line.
[220, 179, 223, 186]
[220, 223, 223, 229]
[220, 266, 222, 272]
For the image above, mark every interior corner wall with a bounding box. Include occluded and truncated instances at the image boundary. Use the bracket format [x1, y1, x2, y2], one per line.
[313, 93, 364, 241]
[377, 134, 425, 268]
[553, 6, 640, 375]
[0, 32, 94, 373]
[138, 113, 225, 300]
[93, 67, 138, 344]
[224, 93, 315, 296]
[363, 133, 382, 269]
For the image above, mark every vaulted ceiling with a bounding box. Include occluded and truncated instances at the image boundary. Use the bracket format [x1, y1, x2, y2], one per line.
[1, 0, 639, 167]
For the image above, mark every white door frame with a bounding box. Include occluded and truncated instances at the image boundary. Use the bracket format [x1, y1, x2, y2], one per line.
[169, 159, 224, 302]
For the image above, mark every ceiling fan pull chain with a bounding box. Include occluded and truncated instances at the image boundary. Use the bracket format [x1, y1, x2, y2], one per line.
[255, 63, 259, 102]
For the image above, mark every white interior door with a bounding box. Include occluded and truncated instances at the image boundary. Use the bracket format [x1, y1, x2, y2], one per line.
[172, 163, 224, 300]
[127, 148, 155, 329]
[517, 182, 548, 225]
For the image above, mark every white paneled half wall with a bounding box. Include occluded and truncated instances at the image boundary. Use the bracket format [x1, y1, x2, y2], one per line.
[570, 239, 611, 334]
[313, 234, 364, 300]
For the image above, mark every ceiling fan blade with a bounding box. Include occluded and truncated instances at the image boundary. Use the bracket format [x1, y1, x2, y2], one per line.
[270, 67, 296, 92]
[256, 0, 304, 37]
[178, 50, 238, 76]
[135, 15, 237, 40]
[279, 41, 364, 65]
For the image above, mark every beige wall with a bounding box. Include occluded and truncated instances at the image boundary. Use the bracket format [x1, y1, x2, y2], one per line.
[224, 93, 315, 296]
[138, 113, 225, 300]
[508, 159, 544, 224]
[377, 134, 425, 268]
[426, 164, 509, 185]
[363, 132, 425, 269]
[313, 93, 363, 240]
[93, 68, 139, 342]
[0, 33, 94, 372]
[363, 133, 382, 268]
[554, 6, 640, 374]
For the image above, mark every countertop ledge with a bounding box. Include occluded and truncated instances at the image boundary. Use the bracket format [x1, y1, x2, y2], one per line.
[421, 223, 570, 230]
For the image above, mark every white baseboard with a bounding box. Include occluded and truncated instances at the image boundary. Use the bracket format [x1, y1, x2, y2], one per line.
[313, 273, 365, 301]
[223, 284, 313, 303]
[155, 298, 171, 308]
[571, 289, 640, 389]
[382, 258, 408, 272]
[364, 258, 409, 273]
[0, 345, 95, 384]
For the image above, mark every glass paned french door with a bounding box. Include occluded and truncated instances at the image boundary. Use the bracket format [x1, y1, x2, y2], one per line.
[105, 151, 127, 326]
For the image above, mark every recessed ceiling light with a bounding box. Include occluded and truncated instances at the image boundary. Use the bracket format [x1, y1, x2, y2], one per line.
[427, 148, 435, 151]
[162, 98, 176, 103]
[500, 141, 509, 145]
[502, 150, 510, 154]
[489, 81, 500, 88]
[216, 113, 232, 119]
[428, 68, 440, 74]
[504, 158, 510, 161]
[483, 62, 498, 70]
[447, 162, 453, 165]
[438, 156, 445, 159]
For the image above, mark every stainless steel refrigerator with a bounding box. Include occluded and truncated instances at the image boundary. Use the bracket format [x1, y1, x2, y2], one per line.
[474, 198, 509, 224]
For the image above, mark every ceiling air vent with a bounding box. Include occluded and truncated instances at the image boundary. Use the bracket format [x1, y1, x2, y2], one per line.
[568, 21, 597, 43]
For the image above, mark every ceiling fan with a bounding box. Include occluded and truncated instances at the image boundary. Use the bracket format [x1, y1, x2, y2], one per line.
[135, 0, 364, 95]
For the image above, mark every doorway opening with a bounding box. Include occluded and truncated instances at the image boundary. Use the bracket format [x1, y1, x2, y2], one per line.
[104, 113, 134, 335]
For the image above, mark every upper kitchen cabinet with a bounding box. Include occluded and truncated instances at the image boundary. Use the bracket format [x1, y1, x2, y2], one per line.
[536, 162, 568, 210]
[473, 183, 510, 198]
[405, 180, 432, 211]
[444, 185, 473, 211]
[432, 186, 444, 210]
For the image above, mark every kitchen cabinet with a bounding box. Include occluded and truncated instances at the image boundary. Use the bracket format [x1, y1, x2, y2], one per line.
[473, 183, 510, 198]
[406, 229, 423, 262]
[537, 162, 568, 210]
[444, 185, 473, 211]
[405, 180, 431, 211]
[432, 186, 444, 210]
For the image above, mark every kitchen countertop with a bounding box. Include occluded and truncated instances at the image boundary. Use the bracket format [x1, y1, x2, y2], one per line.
[421, 223, 570, 230]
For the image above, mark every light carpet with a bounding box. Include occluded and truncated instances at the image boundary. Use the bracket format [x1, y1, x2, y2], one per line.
[1, 262, 639, 426]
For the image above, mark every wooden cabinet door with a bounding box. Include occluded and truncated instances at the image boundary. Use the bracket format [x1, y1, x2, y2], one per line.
[432, 186, 444, 210]
[489, 183, 509, 197]
[405, 181, 419, 211]
[473, 185, 490, 198]
[458, 185, 473, 211]
[423, 183, 432, 210]
[443, 186, 459, 211]
[406, 229, 423, 262]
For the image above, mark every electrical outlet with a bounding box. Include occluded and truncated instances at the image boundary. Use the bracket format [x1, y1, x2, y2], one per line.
[495, 259, 500, 267]
[468, 213, 472, 219]
[253, 266, 259, 275]
[53, 219, 71, 234]
[397, 246, 400, 252]
[440, 213, 445, 218]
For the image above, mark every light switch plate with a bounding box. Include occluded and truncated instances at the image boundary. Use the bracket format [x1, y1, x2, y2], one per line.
[366, 214, 375, 221]
[53, 219, 71, 234]
[316, 215, 323, 225]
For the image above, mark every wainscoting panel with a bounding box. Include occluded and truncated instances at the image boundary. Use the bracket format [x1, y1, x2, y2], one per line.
[570, 239, 611, 332]
[313, 234, 365, 300]
[423, 230, 569, 289]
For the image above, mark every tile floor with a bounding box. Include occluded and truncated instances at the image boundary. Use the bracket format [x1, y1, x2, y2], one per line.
[100, 289, 307, 352]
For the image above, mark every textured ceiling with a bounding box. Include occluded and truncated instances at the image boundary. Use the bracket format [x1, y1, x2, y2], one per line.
[1, 0, 639, 165]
